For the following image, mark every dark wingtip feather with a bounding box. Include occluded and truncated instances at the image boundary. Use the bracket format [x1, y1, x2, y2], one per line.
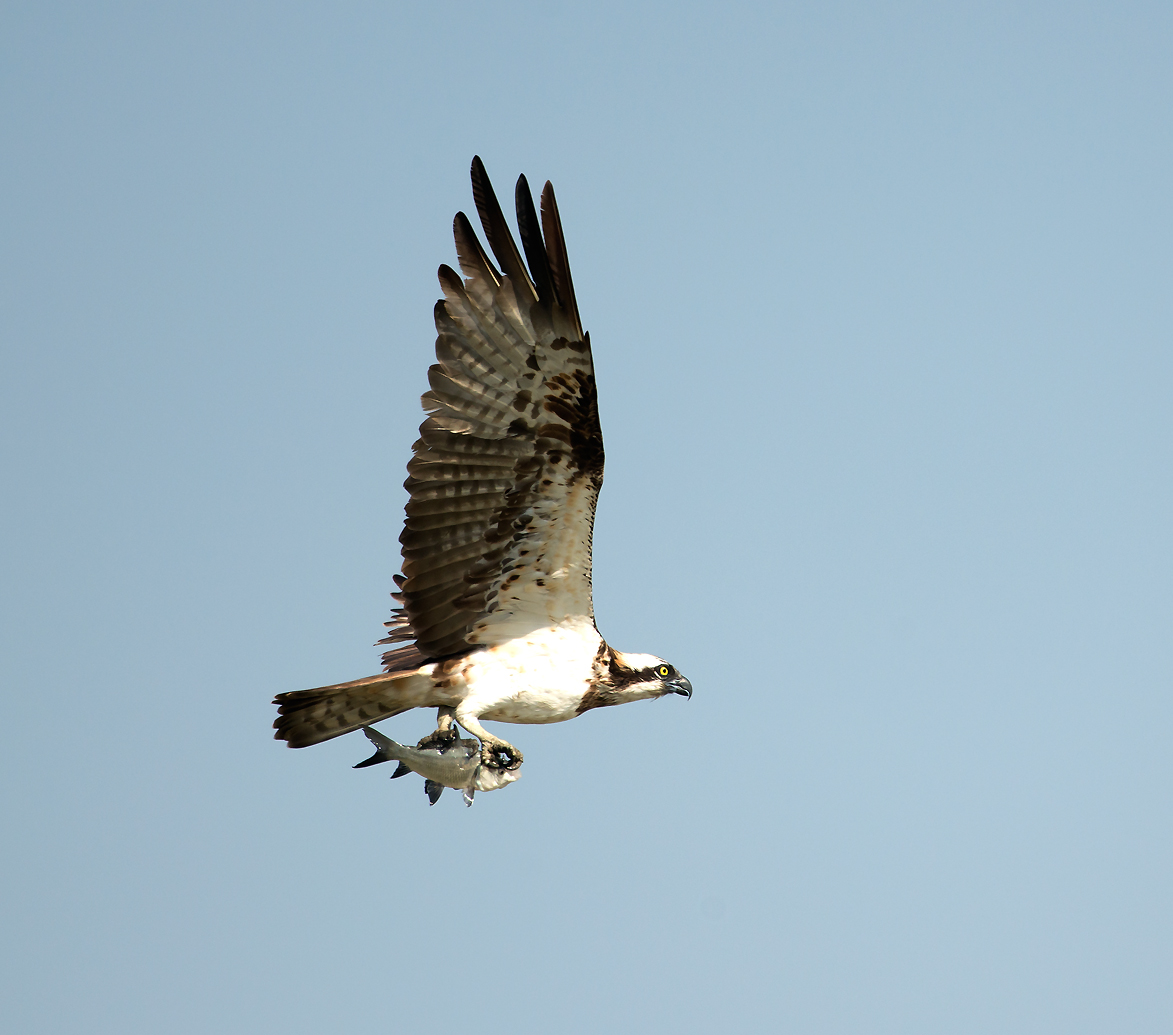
[453, 211, 501, 285]
[540, 180, 582, 338]
[470, 157, 536, 302]
[515, 174, 554, 307]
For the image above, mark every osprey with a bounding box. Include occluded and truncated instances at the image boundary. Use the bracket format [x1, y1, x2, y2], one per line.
[273, 157, 692, 771]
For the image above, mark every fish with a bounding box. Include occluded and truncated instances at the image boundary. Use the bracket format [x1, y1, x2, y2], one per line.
[353, 726, 520, 806]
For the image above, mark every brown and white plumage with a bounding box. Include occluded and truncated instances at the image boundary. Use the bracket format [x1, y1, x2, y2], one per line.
[273, 158, 691, 772]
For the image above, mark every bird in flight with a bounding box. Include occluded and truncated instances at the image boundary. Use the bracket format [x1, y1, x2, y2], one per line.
[273, 157, 692, 773]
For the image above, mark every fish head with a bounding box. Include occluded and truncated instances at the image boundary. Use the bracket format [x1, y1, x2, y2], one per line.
[473, 765, 522, 792]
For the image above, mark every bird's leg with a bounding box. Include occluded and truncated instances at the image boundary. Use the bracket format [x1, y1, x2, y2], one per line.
[456, 714, 523, 771]
[415, 706, 458, 750]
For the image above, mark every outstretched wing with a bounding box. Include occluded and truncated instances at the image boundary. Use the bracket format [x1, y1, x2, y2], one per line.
[380, 157, 604, 664]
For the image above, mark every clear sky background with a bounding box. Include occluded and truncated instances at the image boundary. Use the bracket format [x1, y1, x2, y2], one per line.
[2, 2, 1170, 1032]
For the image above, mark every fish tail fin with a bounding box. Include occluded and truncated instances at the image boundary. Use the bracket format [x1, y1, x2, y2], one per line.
[352, 727, 409, 769]
[273, 672, 430, 749]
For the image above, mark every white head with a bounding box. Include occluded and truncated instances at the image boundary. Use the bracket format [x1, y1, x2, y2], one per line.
[587, 649, 693, 707]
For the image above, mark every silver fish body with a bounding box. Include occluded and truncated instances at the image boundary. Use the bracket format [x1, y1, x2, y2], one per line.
[354, 726, 520, 805]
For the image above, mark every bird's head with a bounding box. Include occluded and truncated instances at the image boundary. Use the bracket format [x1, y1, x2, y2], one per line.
[605, 650, 693, 703]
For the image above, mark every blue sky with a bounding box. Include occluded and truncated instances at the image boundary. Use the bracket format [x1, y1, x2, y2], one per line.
[2, 2, 1170, 1032]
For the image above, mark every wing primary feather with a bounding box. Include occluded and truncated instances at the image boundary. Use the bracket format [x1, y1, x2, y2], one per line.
[514, 174, 555, 308]
[470, 156, 537, 303]
[540, 181, 583, 339]
[436, 270, 531, 373]
[452, 211, 501, 287]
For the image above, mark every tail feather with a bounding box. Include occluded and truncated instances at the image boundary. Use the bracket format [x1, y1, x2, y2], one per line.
[272, 671, 430, 748]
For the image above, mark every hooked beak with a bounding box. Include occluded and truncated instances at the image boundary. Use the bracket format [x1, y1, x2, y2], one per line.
[666, 676, 693, 699]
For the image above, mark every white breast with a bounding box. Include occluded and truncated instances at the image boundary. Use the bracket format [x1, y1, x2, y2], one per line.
[457, 618, 602, 724]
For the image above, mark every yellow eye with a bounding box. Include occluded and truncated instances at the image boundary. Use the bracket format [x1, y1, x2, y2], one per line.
[657, 665, 670, 678]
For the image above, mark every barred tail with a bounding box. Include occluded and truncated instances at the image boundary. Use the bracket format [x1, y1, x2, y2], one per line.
[272, 671, 431, 748]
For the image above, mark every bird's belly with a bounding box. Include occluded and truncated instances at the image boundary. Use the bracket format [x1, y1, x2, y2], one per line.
[477, 687, 585, 724]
